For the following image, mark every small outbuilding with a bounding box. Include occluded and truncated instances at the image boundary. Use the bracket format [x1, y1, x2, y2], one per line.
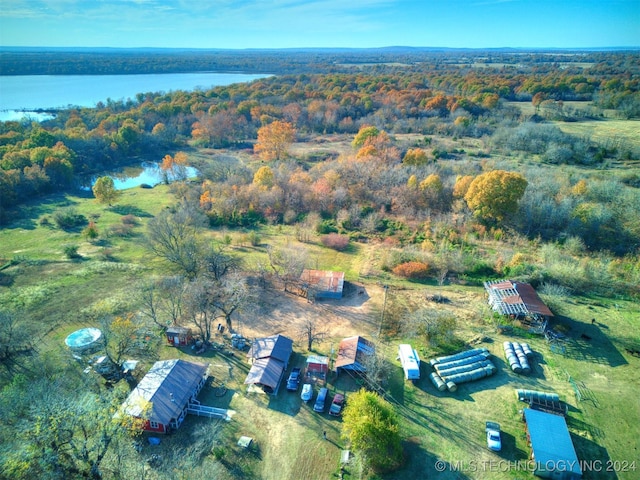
[523, 408, 582, 479]
[245, 334, 293, 394]
[166, 326, 193, 347]
[119, 359, 208, 434]
[300, 269, 345, 299]
[335, 336, 375, 375]
[306, 354, 329, 376]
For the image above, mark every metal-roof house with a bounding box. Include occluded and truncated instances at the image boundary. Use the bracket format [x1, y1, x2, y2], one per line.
[120, 359, 208, 434]
[485, 280, 553, 324]
[245, 334, 293, 394]
[335, 336, 375, 374]
[301, 269, 345, 299]
[306, 354, 329, 375]
[523, 408, 582, 479]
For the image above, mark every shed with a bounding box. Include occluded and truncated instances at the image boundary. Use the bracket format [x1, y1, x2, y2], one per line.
[245, 334, 293, 394]
[247, 334, 293, 368]
[166, 326, 193, 347]
[306, 354, 329, 375]
[523, 408, 582, 479]
[335, 336, 375, 374]
[300, 269, 345, 299]
[119, 359, 208, 434]
[244, 357, 286, 393]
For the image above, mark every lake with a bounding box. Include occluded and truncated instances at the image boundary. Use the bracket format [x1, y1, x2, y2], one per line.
[0, 72, 270, 121]
[85, 162, 199, 191]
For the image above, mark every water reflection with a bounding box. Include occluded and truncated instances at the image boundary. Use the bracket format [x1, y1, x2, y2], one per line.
[85, 161, 198, 190]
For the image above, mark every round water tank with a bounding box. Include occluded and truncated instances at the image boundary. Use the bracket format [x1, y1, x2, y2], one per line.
[65, 328, 102, 352]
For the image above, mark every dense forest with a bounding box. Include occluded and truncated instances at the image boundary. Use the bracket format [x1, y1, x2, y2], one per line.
[2, 50, 639, 255]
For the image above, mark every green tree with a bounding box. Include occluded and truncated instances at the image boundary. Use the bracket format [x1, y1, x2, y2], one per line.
[341, 389, 402, 472]
[352, 125, 380, 148]
[92, 176, 121, 205]
[464, 170, 528, 224]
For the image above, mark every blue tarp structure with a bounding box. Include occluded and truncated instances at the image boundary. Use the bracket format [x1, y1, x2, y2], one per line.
[524, 408, 582, 479]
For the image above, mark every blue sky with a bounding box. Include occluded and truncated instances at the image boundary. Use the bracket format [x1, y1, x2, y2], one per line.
[1, 0, 638, 49]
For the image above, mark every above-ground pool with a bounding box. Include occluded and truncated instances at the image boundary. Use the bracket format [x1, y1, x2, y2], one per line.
[65, 327, 102, 351]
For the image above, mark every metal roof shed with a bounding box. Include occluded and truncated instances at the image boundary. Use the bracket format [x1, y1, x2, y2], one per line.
[523, 408, 582, 479]
[247, 334, 293, 368]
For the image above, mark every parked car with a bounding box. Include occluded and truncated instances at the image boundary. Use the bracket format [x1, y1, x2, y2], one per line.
[301, 383, 313, 402]
[329, 393, 345, 416]
[486, 421, 502, 451]
[314, 387, 328, 412]
[287, 367, 301, 391]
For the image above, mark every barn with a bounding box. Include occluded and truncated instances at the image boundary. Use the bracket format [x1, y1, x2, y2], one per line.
[300, 269, 345, 299]
[335, 336, 375, 375]
[244, 334, 293, 394]
[119, 359, 208, 434]
[485, 280, 554, 332]
[523, 408, 582, 479]
[165, 326, 193, 347]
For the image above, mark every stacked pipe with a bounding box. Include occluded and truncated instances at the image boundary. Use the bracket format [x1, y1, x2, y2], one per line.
[429, 348, 495, 392]
[515, 389, 559, 403]
[503, 341, 534, 374]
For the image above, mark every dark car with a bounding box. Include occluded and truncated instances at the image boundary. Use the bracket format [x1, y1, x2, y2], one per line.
[286, 367, 301, 391]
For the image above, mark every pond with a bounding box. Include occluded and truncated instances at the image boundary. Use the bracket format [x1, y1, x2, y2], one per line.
[87, 161, 199, 190]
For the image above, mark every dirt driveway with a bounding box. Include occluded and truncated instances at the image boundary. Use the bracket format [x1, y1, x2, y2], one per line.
[234, 281, 386, 349]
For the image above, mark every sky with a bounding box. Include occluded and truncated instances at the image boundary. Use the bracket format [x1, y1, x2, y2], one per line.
[1, 0, 639, 50]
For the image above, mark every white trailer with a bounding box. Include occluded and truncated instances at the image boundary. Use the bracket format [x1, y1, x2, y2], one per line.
[398, 344, 421, 380]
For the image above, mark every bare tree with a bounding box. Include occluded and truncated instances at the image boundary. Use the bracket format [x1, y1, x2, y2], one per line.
[184, 278, 217, 343]
[100, 313, 149, 371]
[210, 272, 253, 333]
[146, 201, 207, 279]
[297, 318, 328, 351]
[202, 245, 241, 281]
[267, 244, 308, 292]
[0, 310, 36, 377]
[404, 308, 456, 348]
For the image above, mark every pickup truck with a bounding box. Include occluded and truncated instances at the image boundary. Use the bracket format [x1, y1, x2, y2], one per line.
[286, 367, 301, 391]
[486, 421, 502, 452]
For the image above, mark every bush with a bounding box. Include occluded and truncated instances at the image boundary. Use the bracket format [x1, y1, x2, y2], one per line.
[393, 261, 430, 279]
[53, 208, 86, 230]
[63, 244, 81, 259]
[316, 219, 338, 234]
[321, 233, 350, 251]
[121, 214, 139, 226]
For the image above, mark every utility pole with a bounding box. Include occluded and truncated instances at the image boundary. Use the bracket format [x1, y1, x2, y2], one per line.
[378, 285, 388, 337]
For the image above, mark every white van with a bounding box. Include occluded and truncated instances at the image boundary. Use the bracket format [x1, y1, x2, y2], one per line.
[313, 387, 328, 412]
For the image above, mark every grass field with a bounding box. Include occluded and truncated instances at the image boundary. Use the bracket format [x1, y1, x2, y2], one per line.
[1, 174, 639, 479]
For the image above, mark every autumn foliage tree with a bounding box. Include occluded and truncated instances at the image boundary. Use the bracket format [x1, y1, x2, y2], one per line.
[160, 151, 189, 183]
[254, 120, 295, 161]
[464, 170, 528, 224]
[393, 261, 430, 279]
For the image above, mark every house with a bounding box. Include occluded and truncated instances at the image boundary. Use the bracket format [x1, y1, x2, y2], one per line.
[306, 354, 329, 376]
[119, 359, 208, 434]
[335, 336, 375, 375]
[244, 334, 293, 394]
[485, 280, 553, 332]
[523, 408, 582, 479]
[166, 326, 193, 347]
[300, 269, 345, 299]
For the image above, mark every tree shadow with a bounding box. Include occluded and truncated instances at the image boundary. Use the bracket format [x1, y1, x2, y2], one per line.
[108, 204, 153, 217]
[552, 315, 628, 367]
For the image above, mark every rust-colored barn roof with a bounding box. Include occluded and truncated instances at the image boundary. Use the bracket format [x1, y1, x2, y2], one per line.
[301, 269, 345, 296]
[335, 336, 375, 370]
[485, 280, 553, 317]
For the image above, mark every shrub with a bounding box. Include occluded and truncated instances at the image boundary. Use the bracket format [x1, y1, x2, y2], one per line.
[53, 208, 86, 230]
[109, 223, 134, 237]
[247, 231, 261, 246]
[321, 233, 350, 251]
[63, 244, 81, 259]
[317, 219, 338, 234]
[393, 261, 430, 279]
[82, 221, 99, 240]
[121, 214, 139, 226]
